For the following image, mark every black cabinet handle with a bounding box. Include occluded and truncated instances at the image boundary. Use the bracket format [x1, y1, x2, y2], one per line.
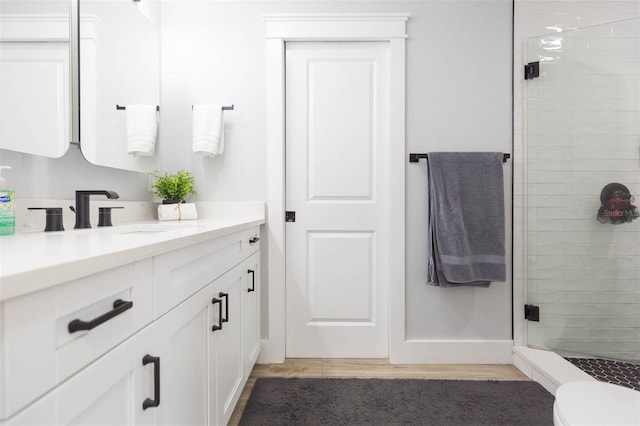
[247, 269, 255, 292]
[211, 297, 223, 332]
[68, 299, 133, 333]
[142, 355, 160, 410]
[249, 236, 260, 244]
[219, 292, 229, 323]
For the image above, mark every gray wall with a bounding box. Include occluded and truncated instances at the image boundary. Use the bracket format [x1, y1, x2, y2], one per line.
[0, 148, 151, 201]
[1, 0, 513, 342]
[161, 0, 513, 341]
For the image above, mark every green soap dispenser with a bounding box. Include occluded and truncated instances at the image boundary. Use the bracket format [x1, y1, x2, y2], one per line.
[0, 166, 15, 236]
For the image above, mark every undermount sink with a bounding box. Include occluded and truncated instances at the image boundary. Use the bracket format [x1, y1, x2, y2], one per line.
[113, 223, 193, 234]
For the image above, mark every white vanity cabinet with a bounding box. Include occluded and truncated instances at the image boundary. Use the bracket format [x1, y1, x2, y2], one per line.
[154, 259, 255, 426]
[0, 223, 262, 426]
[153, 280, 212, 426]
[0, 259, 153, 420]
[4, 327, 156, 426]
[242, 252, 261, 377]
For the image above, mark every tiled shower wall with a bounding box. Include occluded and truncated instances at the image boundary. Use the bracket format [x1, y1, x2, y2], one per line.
[514, 4, 640, 361]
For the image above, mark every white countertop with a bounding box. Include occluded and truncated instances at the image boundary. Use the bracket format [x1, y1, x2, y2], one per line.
[0, 212, 265, 303]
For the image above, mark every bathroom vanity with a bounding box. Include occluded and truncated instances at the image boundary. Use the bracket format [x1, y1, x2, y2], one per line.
[0, 210, 264, 425]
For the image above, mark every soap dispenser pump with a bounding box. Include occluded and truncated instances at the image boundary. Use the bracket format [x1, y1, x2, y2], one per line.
[0, 166, 15, 236]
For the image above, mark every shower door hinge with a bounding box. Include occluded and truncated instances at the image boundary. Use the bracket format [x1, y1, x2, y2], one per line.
[524, 62, 540, 80]
[524, 304, 540, 322]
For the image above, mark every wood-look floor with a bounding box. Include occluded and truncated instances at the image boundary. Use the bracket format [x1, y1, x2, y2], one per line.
[228, 359, 529, 425]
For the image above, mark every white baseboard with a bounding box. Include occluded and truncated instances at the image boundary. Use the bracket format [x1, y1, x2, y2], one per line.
[257, 338, 285, 364]
[257, 339, 514, 365]
[390, 340, 514, 364]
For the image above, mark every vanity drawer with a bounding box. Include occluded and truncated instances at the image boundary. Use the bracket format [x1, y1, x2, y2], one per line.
[0, 259, 153, 420]
[153, 230, 247, 316]
[244, 226, 261, 256]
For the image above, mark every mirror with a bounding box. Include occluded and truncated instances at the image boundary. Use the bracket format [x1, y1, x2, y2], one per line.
[79, 0, 161, 173]
[0, 0, 78, 158]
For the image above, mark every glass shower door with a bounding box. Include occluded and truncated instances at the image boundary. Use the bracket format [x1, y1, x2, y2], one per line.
[525, 18, 640, 362]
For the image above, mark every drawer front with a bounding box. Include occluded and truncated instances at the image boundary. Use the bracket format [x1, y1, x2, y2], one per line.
[153, 230, 247, 317]
[244, 226, 261, 257]
[0, 259, 153, 420]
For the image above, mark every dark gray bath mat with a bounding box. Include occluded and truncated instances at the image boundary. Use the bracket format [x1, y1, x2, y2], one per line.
[239, 378, 554, 426]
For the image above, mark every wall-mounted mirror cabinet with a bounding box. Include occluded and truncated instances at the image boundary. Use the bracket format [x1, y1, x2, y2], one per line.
[0, 0, 78, 158]
[0, 0, 160, 173]
[79, 0, 160, 173]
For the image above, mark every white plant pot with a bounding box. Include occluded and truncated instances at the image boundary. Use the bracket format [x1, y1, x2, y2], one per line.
[157, 202, 198, 221]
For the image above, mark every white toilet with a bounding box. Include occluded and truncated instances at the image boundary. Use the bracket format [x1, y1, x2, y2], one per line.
[554, 381, 640, 426]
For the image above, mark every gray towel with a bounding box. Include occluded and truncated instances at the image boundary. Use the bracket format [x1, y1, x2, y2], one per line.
[427, 152, 506, 287]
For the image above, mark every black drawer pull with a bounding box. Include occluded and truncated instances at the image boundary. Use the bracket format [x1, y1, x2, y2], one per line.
[247, 269, 255, 292]
[68, 299, 133, 333]
[142, 355, 160, 410]
[249, 236, 260, 244]
[219, 292, 229, 323]
[212, 297, 223, 332]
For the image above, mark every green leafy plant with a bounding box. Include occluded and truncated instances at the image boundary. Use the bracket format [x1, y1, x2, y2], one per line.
[152, 170, 197, 203]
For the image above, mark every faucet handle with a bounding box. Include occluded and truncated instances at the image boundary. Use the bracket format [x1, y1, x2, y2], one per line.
[98, 207, 124, 227]
[28, 207, 65, 232]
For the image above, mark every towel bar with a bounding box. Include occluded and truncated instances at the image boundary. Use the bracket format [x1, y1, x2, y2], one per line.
[116, 105, 159, 111]
[191, 105, 235, 111]
[409, 153, 511, 163]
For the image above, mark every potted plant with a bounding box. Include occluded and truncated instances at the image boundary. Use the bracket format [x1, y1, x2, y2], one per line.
[152, 170, 198, 220]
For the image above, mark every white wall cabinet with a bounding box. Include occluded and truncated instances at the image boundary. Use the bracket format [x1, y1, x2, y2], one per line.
[0, 226, 261, 426]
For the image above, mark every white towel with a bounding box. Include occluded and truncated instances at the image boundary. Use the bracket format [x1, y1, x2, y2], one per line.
[126, 105, 158, 156]
[157, 203, 198, 221]
[192, 104, 224, 157]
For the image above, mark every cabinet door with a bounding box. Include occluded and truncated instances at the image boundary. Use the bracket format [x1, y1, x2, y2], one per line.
[153, 286, 213, 426]
[4, 327, 155, 426]
[242, 252, 261, 377]
[1, 259, 153, 420]
[210, 265, 244, 426]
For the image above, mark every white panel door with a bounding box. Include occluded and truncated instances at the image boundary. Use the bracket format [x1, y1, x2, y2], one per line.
[285, 42, 390, 358]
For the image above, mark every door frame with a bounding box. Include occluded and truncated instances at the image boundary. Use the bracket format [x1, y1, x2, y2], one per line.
[261, 13, 408, 363]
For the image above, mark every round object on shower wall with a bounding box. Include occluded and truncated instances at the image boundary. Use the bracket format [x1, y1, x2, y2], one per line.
[596, 183, 639, 225]
[600, 183, 632, 204]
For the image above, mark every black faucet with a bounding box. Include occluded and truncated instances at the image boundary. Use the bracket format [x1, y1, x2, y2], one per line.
[73, 190, 119, 229]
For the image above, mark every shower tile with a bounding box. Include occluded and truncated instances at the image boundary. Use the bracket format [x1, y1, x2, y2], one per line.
[610, 292, 640, 304]
[588, 328, 638, 341]
[564, 316, 603, 328]
[528, 279, 565, 291]
[536, 303, 567, 316]
[564, 292, 594, 303]
[528, 256, 567, 269]
[609, 281, 640, 292]
[565, 357, 640, 391]
[528, 291, 564, 303]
